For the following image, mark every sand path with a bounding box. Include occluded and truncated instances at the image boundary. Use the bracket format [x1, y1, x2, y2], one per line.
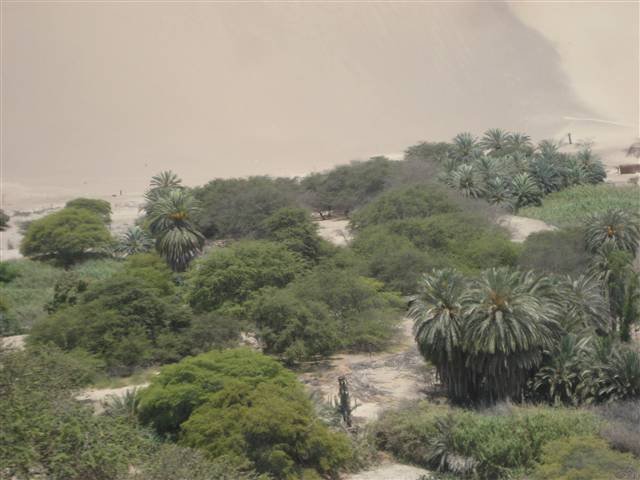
[498, 214, 556, 243]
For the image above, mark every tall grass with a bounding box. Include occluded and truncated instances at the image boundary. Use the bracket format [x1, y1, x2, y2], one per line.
[519, 185, 639, 228]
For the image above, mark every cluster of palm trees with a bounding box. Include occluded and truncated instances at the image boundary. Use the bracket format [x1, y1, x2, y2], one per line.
[440, 130, 606, 212]
[118, 171, 204, 271]
[410, 208, 640, 405]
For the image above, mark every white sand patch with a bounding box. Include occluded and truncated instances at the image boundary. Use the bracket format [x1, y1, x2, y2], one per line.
[316, 218, 352, 246]
[498, 215, 556, 243]
[344, 463, 431, 480]
[0, 334, 27, 350]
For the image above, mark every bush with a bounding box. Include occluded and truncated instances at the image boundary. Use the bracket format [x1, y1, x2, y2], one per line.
[249, 265, 404, 359]
[187, 240, 307, 314]
[29, 273, 192, 373]
[193, 176, 300, 238]
[0, 346, 153, 480]
[257, 207, 325, 262]
[181, 381, 351, 479]
[596, 400, 640, 457]
[20, 207, 114, 266]
[349, 185, 459, 230]
[373, 402, 599, 479]
[0, 260, 64, 332]
[65, 197, 112, 224]
[518, 227, 591, 275]
[531, 436, 639, 480]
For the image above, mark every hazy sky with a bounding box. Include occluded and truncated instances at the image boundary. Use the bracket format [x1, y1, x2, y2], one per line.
[2, 2, 638, 196]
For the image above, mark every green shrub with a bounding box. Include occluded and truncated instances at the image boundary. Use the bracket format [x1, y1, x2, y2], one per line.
[518, 227, 591, 275]
[0, 346, 153, 480]
[1, 260, 64, 332]
[187, 240, 307, 314]
[193, 176, 300, 238]
[137, 348, 298, 435]
[531, 436, 639, 480]
[257, 207, 325, 262]
[20, 207, 114, 266]
[373, 402, 599, 479]
[350, 185, 459, 230]
[520, 184, 640, 228]
[181, 381, 351, 479]
[137, 349, 350, 479]
[29, 273, 192, 374]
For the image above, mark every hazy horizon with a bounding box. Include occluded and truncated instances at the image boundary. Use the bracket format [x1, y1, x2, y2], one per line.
[2, 1, 638, 201]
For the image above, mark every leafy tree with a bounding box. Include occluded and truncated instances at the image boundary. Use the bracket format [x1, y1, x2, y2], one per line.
[0, 208, 9, 231]
[188, 240, 306, 314]
[350, 185, 459, 230]
[193, 176, 300, 238]
[45, 271, 89, 313]
[403, 141, 451, 163]
[147, 189, 204, 271]
[118, 226, 154, 256]
[65, 198, 112, 224]
[585, 208, 640, 254]
[257, 207, 324, 262]
[20, 208, 113, 267]
[29, 273, 191, 373]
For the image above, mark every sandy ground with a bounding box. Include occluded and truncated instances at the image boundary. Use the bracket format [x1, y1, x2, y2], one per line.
[315, 218, 352, 246]
[498, 215, 556, 243]
[299, 318, 433, 423]
[0, 334, 27, 350]
[344, 464, 431, 480]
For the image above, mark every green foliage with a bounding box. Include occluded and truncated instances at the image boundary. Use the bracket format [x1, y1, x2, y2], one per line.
[520, 184, 639, 228]
[530, 436, 639, 480]
[510, 173, 543, 212]
[0, 260, 64, 333]
[45, 271, 89, 313]
[373, 402, 599, 479]
[29, 272, 191, 373]
[188, 240, 306, 314]
[20, 208, 114, 266]
[258, 207, 324, 262]
[125, 444, 266, 480]
[193, 176, 300, 238]
[518, 227, 591, 276]
[181, 381, 351, 479]
[350, 185, 459, 230]
[0, 346, 153, 480]
[65, 197, 112, 223]
[301, 157, 394, 216]
[0, 261, 18, 283]
[249, 266, 403, 361]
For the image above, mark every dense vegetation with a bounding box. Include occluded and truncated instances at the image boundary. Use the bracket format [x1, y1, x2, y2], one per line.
[2, 128, 639, 479]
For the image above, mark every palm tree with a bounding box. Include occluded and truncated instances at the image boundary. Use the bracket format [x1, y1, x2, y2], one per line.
[485, 176, 511, 206]
[147, 189, 204, 271]
[576, 147, 606, 184]
[150, 170, 183, 190]
[450, 164, 484, 198]
[480, 129, 512, 155]
[462, 268, 560, 402]
[585, 209, 640, 254]
[451, 132, 480, 162]
[537, 139, 560, 159]
[118, 226, 154, 256]
[473, 155, 503, 183]
[409, 269, 470, 402]
[528, 156, 563, 194]
[557, 274, 609, 334]
[509, 173, 542, 212]
[507, 132, 533, 155]
[532, 334, 591, 405]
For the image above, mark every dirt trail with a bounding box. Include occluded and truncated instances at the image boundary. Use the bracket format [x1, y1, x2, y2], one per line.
[344, 464, 431, 480]
[299, 318, 433, 422]
[315, 218, 352, 246]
